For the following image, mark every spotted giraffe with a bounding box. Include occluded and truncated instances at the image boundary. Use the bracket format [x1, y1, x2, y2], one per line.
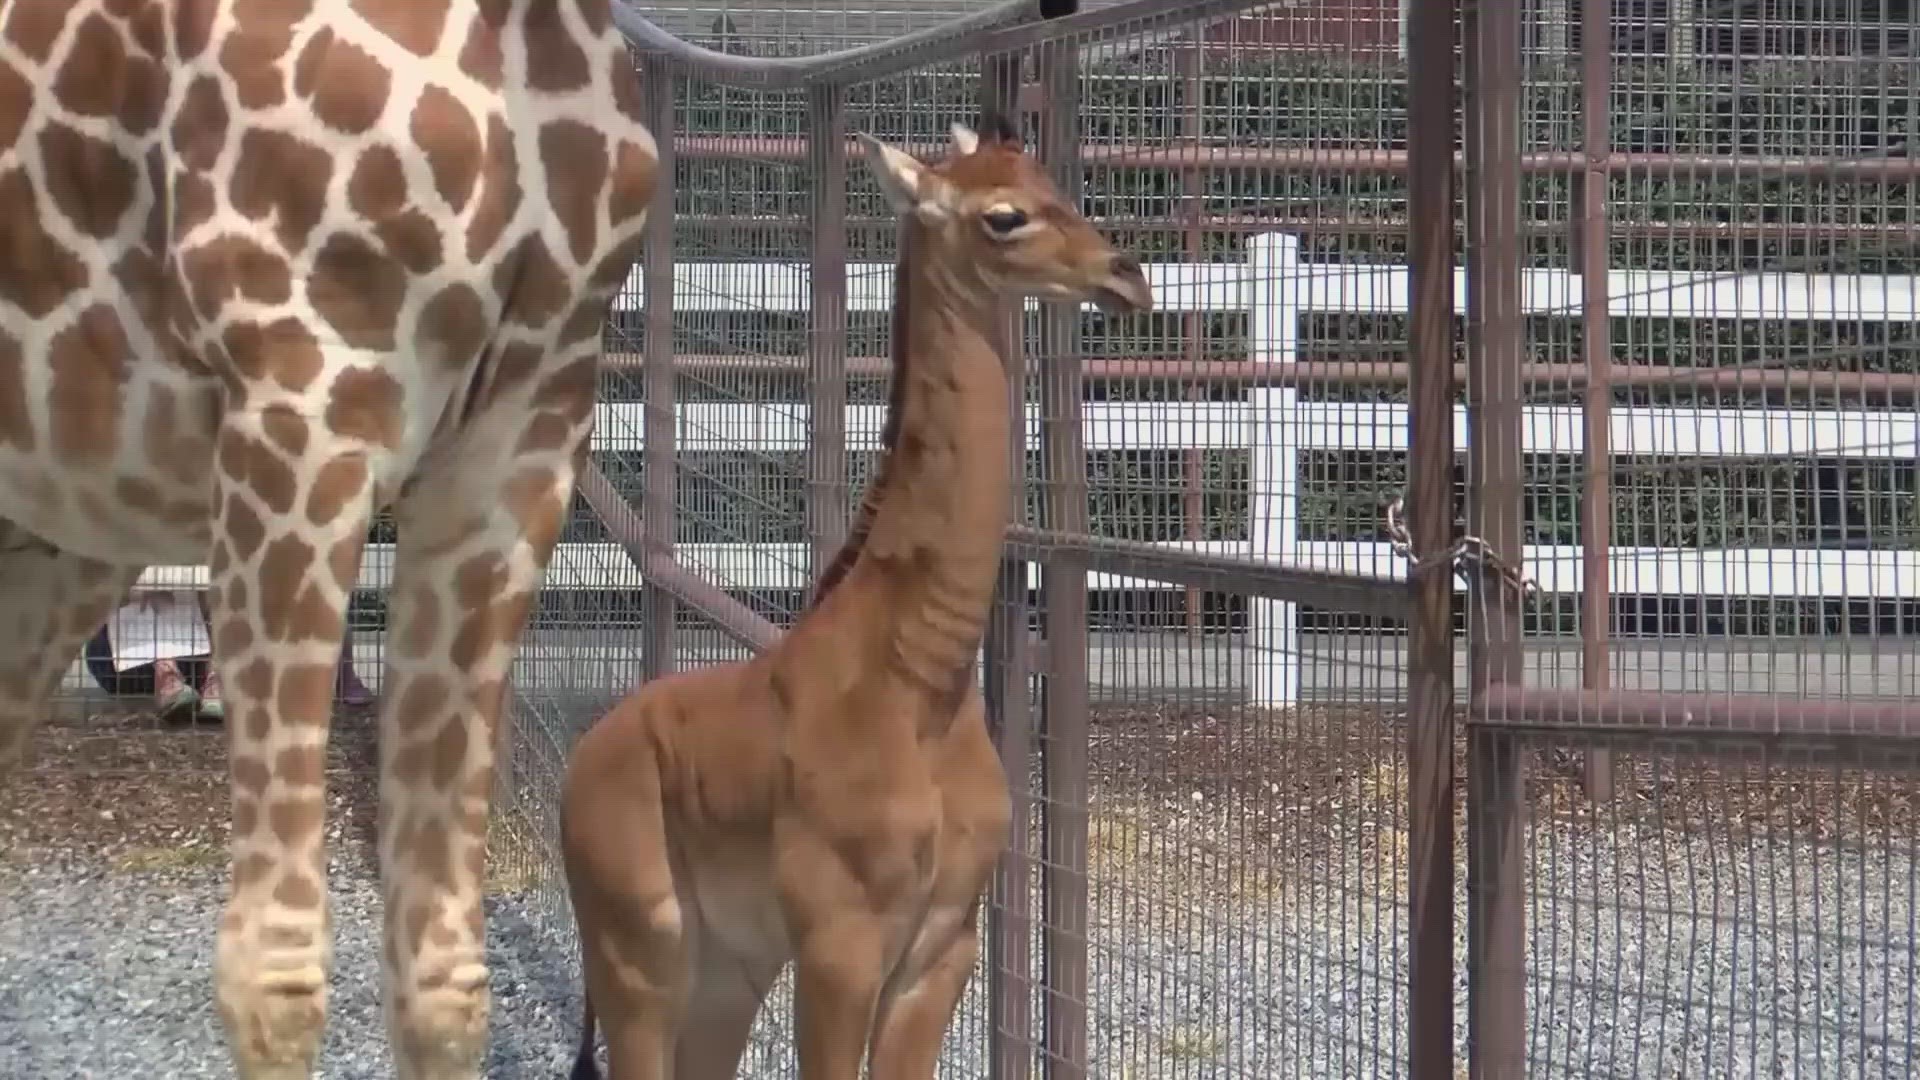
[0, 2, 658, 1077]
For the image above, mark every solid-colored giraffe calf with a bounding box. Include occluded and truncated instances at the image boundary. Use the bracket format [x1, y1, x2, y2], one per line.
[0, 2, 658, 1077]
[560, 118, 1153, 1080]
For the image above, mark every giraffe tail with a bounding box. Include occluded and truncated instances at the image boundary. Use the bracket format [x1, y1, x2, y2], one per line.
[569, 987, 601, 1080]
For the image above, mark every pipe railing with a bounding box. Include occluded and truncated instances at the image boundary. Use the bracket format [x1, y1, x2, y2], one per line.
[590, 3, 1920, 1078]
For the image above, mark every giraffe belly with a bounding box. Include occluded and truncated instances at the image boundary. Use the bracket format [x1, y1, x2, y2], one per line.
[686, 846, 792, 967]
[0, 452, 218, 567]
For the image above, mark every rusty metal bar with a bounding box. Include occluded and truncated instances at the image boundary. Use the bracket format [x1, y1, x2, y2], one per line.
[1471, 685, 1920, 746]
[1177, 40, 1206, 636]
[807, 85, 851, 581]
[978, 50, 1035, 1080]
[1462, 1, 1528, 1076]
[609, 0, 1050, 90]
[611, 353, 1920, 396]
[1003, 527, 1409, 618]
[639, 63, 679, 682]
[1577, 0, 1616, 803]
[669, 136, 1920, 178]
[576, 463, 782, 655]
[1034, 40, 1090, 1080]
[1404, 1, 1459, 1074]
[666, 212, 1920, 244]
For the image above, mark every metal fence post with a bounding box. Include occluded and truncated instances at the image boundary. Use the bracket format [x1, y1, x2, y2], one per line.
[979, 47, 1036, 1080]
[808, 84, 850, 579]
[1034, 37, 1090, 1080]
[1576, 0, 1617, 803]
[1405, 1, 1459, 1075]
[640, 62, 678, 682]
[1462, 1, 1529, 1077]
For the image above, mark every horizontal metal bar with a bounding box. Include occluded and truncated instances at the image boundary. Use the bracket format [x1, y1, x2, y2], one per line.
[610, 0, 1049, 91]
[608, 353, 1920, 396]
[1471, 685, 1920, 749]
[671, 213, 1917, 243]
[670, 137, 1920, 178]
[576, 461, 783, 653]
[1004, 526, 1408, 617]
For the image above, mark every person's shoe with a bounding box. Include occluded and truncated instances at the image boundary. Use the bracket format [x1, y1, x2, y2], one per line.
[197, 667, 225, 723]
[153, 659, 199, 724]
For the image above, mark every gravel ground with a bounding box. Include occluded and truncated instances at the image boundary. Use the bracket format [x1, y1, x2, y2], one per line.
[0, 856, 585, 1079]
[6, 703, 1919, 1078]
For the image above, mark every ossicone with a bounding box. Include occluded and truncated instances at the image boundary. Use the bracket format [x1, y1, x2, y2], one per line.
[973, 110, 1023, 150]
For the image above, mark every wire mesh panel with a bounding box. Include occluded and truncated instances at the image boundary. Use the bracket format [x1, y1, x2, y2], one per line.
[1466, 0, 1920, 1075]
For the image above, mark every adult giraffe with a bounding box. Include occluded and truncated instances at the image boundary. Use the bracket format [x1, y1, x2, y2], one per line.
[0, 2, 658, 1077]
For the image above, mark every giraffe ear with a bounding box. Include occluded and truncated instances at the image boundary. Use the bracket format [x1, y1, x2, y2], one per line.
[856, 132, 950, 220]
[949, 121, 979, 157]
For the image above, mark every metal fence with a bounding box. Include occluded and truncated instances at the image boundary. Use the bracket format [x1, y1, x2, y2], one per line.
[15, 0, 1917, 1077]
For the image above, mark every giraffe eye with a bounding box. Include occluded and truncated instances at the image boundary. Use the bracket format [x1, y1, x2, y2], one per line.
[982, 208, 1029, 235]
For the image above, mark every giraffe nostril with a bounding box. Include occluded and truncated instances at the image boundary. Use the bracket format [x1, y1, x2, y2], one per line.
[1110, 254, 1142, 278]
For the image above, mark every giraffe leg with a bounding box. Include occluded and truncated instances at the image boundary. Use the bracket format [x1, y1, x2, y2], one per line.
[0, 523, 141, 783]
[377, 411, 588, 1080]
[674, 939, 777, 1080]
[208, 403, 379, 1080]
[865, 903, 984, 1079]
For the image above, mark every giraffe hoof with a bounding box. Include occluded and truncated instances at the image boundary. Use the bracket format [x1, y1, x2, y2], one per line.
[394, 973, 492, 1080]
[217, 969, 329, 1080]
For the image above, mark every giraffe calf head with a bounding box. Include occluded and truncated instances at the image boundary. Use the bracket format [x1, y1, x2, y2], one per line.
[855, 116, 1153, 316]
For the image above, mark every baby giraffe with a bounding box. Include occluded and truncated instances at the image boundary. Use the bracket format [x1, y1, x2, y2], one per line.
[560, 116, 1153, 1079]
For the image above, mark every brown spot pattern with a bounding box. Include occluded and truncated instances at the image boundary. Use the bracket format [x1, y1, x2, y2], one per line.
[418, 284, 488, 370]
[258, 534, 319, 640]
[173, 0, 216, 61]
[173, 172, 219, 240]
[353, 0, 448, 56]
[494, 234, 572, 328]
[524, 3, 590, 93]
[295, 29, 391, 135]
[274, 872, 323, 909]
[47, 307, 131, 459]
[231, 128, 334, 249]
[465, 115, 520, 260]
[218, 428, 299, 516]
[608, 138, 659, 226]
[260, 405, 310, 458]
[398, 588, 441, 660]
[307, 453, 369, 526]
[0, 334, 33, 451]
[276, 663, 336, 720]
[4, 0, 68, 61]
[0, 170, 91, 318]
[171, 75, 230, 173]
[182, 236, 292, 320]
[539, 120, 609, 265]
[269, 797, 323, 845]
[348, 143, 406, 216]
[411, 84, 482, 210]
[395, 674, 450, 738]
[221, 491, 267, 562]
[457, 17, 502, 87]
[325, 366, 405, 449]
[515, 411, 572, 455]
[0, 62, 33, 149]
[118, 53, 169, 136]
[51, 13, 125, 117]
[308, 232, 407, 349]
[222, 0, 312, 110]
